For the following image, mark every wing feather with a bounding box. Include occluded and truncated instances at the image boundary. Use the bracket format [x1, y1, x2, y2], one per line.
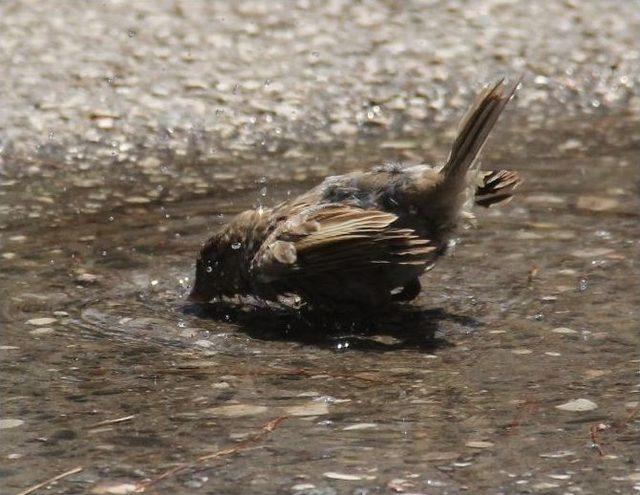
[251, 204, 435, 282]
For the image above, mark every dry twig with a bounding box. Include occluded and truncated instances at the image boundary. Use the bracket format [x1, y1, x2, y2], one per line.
[134, 415, 287, 493]
[88, 414, 136, 428]
[589, 405, 639, 457]
[16, 466, 83, 495]
[589, 423, 607, 456]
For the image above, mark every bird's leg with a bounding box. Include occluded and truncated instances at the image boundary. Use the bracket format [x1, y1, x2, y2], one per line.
[391, 278, 422, 302]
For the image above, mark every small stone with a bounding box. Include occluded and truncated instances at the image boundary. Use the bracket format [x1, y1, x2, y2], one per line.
[558, 139, 582, 152]
[552, 327, 577, 335]
[89, 109, 121, 119]
[2, 252, 16, 259]
[512, 349, 532, 355]
[387, 478, 416, 491]
[285, 402, 329, 417]
[576, 196, 619, 212]
[183, 79, 209, 90]
[570, 248, 614, 258]
[343, 423, 378, 431]
[95, 117, 115, 129]
[465, 441, 494, 449]
[533, 482, 559, 491]
[291, 483, 316, 491]
[0, 346, 19, 350]
[525, 194, 565, 205]
[30, 327, 55, 336]
[556, 398, 597, 412]
[124, 196, 151, 204]
[539, 450, 574, 458]
[9, 235, 27, 242]
[323, 472, 365, 481]
[584, 369, 607, 379]
[0, 419, 25, 429]
[211, 382, 230, 389]
[548, 474, 571, 480]
[26, 317, 57, 326]
[91, 482, 138, 494]
[204, 404, 267, 417]
[75, 273, 100, 284]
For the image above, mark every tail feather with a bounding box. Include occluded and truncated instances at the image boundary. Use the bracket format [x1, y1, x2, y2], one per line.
[440, 78, 519, 182]
[475, 169, 522, 207]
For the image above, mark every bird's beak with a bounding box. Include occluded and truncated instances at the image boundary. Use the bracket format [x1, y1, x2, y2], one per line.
[187, 286, 210, 303]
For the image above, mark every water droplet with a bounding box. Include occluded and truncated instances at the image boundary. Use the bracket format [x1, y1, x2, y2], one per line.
[206, 265, 213, 273]
[177, 320, 186, 328]
[128, 30, 136, 38]
[108, 216, 114, 222]
[259, 187, 267, 197]
[231, 241, 241, 250]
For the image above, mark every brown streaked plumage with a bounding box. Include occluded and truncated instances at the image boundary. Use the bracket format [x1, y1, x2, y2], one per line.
[189, 78, 522, 310]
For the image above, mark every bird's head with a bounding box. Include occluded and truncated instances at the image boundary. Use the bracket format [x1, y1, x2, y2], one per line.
[188, 230, 247, 303]
[188, 209, 269, 303]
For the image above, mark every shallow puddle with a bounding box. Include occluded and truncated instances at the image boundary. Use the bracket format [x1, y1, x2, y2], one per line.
[1, 115, 639, 494]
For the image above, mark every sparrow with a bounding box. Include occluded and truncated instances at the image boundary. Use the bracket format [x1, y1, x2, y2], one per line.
[189, 78, 521, 310]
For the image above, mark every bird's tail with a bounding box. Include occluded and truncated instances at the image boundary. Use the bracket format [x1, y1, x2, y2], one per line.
[475, 169, 522, 207]
[440, 78, 519, 184]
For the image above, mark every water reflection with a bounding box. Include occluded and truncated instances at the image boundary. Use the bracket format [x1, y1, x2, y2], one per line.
[184, 301, 473, 352]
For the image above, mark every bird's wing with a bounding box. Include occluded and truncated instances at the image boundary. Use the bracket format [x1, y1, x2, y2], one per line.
[250, 203, 435, 282]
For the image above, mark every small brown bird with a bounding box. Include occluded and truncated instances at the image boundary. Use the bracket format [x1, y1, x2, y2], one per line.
[189, 79, 521, 310]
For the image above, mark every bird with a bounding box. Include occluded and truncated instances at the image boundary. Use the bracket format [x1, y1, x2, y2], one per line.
[189, 78, 521, 311]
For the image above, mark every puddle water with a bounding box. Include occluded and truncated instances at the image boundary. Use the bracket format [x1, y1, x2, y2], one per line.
[1, 115, 639, 494]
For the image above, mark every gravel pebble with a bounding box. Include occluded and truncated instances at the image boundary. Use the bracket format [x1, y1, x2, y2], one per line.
[465, 441, 494, 449]
[556, 398, 598, 412]
[204, 404, 268, 417]
[0, 419, 25, 429]
[552, 327, 577, 335]
[29, 327, 55, 336]
[26, 317, 57, 326]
